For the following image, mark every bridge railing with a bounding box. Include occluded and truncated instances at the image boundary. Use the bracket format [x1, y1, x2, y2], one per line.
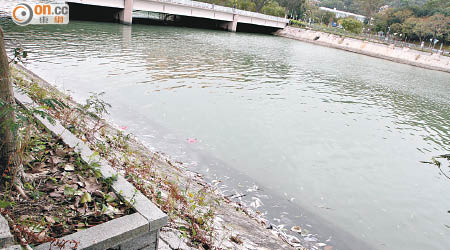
[151, 0, 289, 23]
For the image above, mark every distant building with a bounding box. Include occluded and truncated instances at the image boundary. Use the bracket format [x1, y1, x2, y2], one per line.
[318, 7, 366, 22]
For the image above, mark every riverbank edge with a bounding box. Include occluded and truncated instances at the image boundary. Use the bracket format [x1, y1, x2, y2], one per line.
[12, 87, 166, 249]
[275, 26, 450, 73]
[10, 64, 309, 249]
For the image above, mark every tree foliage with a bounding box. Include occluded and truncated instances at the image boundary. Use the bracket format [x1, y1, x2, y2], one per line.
[372, 0, 450, 43]
[355, 0, 385, 18]
[262, 1, 286, 16]
[279, 0, 307, 19]
[421, 0, 450, 16]
[340, 17, 364, 33]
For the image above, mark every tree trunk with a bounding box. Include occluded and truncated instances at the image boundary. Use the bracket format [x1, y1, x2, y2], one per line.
[0, 27, 18, 181]
[432, 30, 437, 50]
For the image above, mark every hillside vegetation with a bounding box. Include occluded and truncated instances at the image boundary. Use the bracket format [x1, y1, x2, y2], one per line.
[204, 0, 449, 46]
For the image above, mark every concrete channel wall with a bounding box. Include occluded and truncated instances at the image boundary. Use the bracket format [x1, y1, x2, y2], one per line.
[276, 26, 450, 73]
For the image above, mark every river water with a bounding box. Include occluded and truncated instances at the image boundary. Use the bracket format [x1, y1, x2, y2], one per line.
[1, 13, 450, 250]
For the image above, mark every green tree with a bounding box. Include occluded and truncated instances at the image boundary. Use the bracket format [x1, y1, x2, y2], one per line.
[425, 14, 450, 47]
[385, 0, 427, 8]
[340, 17, 364, 33]
[422, 0, 450, 16]
[249, 0, 271, 12]
[401, 16, 418, 38]
[238, 0, 257, 11]
[355, 0, 385, 18]
[373, 8, 396, 32]
[390, 22, 403, 34]
[413, 17, 432, 42]
[392, 8, 414, 22]
[279, 0, 307, 19]
[262, 1, 286, 17]
[312, 9, 336, 25]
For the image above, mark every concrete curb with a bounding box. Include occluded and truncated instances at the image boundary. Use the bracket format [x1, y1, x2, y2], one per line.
[35, 213, 148, 250]
[0, 215, 13, 248]
[12, 88, 168, 249]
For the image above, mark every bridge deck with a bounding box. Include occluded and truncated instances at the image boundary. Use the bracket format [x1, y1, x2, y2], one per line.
[67, 0, 289, 29]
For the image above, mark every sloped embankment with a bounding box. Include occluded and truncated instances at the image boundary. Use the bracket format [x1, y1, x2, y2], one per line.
[276, 26, 450, 73]
[11, 64, 305, 250]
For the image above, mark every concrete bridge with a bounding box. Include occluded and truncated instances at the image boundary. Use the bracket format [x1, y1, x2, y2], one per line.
[66, 0, 289, 31]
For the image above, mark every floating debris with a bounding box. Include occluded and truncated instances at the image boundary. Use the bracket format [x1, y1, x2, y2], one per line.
[187, 138, 197, 143]
[211, 179, 221, 186]
[304, 236, 318, 242]
[317, 205, 333, 210]
[291, 225, 302, 234]
[246, 184, 259, 192]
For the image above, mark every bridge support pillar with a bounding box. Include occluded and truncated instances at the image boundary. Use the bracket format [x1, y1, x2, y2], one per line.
[226, 14, 238, 32]
[119, 0, 134, 25]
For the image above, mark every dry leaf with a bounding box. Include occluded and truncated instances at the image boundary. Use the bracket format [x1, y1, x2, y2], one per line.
[84, 177, 101, 192]
[49, 192, 62, 198]
[74, 196, 81, 208]
[64, 164, 75, 172]
[50, 156, 64, 165]
[37, 231, 47, 242]
[55, 148, 65, 157]
[19, 215, 30, 221]
[45, 216, 55, 224]
[77, 207, 87, 214]
[92, 190, 104, 198]
[42, 205, 53, 211]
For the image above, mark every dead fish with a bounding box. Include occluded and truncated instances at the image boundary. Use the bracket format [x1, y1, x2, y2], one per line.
[246, 184, 259, 192]
[250, 197, 263, 208]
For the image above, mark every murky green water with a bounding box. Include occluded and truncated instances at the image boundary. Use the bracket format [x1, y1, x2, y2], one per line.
[2, 15, 450, 250]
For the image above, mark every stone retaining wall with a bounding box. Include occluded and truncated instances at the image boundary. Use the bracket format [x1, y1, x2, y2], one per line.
[276, 26, 450, 73]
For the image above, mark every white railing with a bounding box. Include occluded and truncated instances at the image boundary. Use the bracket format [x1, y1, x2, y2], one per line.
[150, 0, 289, 23]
